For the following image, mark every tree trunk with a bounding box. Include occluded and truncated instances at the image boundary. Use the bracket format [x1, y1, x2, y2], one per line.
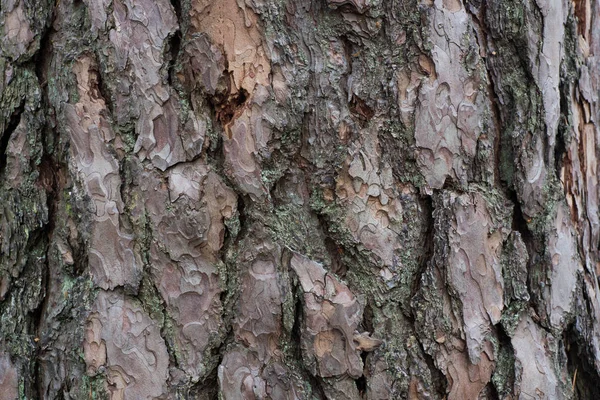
[1, 0, 599, 398]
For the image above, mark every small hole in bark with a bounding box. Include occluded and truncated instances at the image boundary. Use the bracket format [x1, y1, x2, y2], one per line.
[325, 237, 347, 277]
[362, 302, 374, 332]
[349, 95, 374, 121]
[38, 155, 58, 194]
[213, 88, 249, 126]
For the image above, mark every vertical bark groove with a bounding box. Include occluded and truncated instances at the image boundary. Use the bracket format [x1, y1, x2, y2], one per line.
[1, 0, 600, 398]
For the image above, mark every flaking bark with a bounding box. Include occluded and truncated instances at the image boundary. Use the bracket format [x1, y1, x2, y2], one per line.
[1, 0, 600, 399]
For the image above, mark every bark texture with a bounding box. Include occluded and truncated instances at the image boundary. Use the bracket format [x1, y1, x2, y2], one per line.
[1, 0, 600, 399]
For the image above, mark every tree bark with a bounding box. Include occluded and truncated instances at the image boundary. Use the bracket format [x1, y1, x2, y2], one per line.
[1, 0, 599, 398]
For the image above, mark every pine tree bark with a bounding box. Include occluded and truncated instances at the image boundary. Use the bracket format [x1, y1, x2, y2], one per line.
[1, 0, 599, 399]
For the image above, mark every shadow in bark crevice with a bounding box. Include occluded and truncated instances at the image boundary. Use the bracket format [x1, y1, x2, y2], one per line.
[407, 194, 434, 318]
[554, 78, 569, 180]
[416, 338, 448, 398]
[169, 0, 182, 21]
[354, 350, 368, 396]
[289, 274, 327, 400]
[166, 28, 182, 87]
[490, 324, 515, 399]
[565, 322, 600, 399]
[506, 189, 540, 306]
[186, 367, 220, 400]
[0, 100, 25, 176]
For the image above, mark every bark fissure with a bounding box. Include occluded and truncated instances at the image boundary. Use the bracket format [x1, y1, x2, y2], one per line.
[33, 149, 62, 400]
[289, 288, 326, 400]
[166, 29, 182, 87]
[2, 0, 599, 398]
[416, 336, 449, 398]
[0, 100, 25, 175]
[409, 194, 434, 316]
[566, 318, 600, 399]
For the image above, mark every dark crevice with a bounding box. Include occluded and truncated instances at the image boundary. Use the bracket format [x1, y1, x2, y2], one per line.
[324, 236, 346, 277]
[186, 367, 220, 399]
[340, 34, 353, 88]
[34, 14, 54, 92]
[37, 154, 62, 232]
[355, 303, 373, 395]
[93, 57, 111, 112]
[355, 350, 368, 396]
[26, 230, 50, 400]
[566, 333, 600, 399]
[362, 302, 374, 333]
[118, 157, 136, 235]
[555, 79, 569, 179]
[404, 194, 434, 320]
[219, 194, 248, 312]
[0, 100, 25, 176]
[409, 194, 434, 312]
[235, 195, 248, 240]
[307, 375, 327, 400]
[290, 295, 304, 361]
[416, 337, 448, 398]
[166, 29, 182, 87]
[32, 152, 62, 399]
[169, 0, 182, 21]
[440, 176, 463, 193]
[483, 381, 500, 400]
[290, 281, 326, 400]
[211, 86, 249, 126]
[507, 188, 540, 306]
[489, 85, 505, 189]
[566, 316, 600, 399]
[203, 94, 226, 164]
[349, 94, 375, 122]
[29, 15, 58, 396]
[491, 324, 515, 399]
[509, 190, 532, 241]
[166, 0, 183, 88]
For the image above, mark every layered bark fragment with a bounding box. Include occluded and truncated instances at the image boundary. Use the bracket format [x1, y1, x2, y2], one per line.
[1, 0, 34, 60]
[219, 346, 302, 400]
[85, 0, 203, 170]
[414, 190, 511, 399]
[0, 351, 18, 400]
[218, 228, 304, 399]
[66, 56, 140, 290]
[139, 160, 237, 381]
[414, 1, 488, 189]
[336, 127, 404, 268]
[84, 291, 169, 399]
[187, 0, 272, 200]
[2, 0, 600, 398]
[291, 253, 364, 379]
[511, 315, 561, 399]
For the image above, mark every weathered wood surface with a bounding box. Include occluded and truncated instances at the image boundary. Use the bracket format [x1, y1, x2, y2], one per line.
[0, 0, 599, 398]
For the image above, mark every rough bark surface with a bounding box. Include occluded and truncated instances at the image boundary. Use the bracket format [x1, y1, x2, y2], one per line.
[1, 0, 600, 399]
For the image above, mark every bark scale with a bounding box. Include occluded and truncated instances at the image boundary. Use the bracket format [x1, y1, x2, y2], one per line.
[0, 0, 599, 399]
